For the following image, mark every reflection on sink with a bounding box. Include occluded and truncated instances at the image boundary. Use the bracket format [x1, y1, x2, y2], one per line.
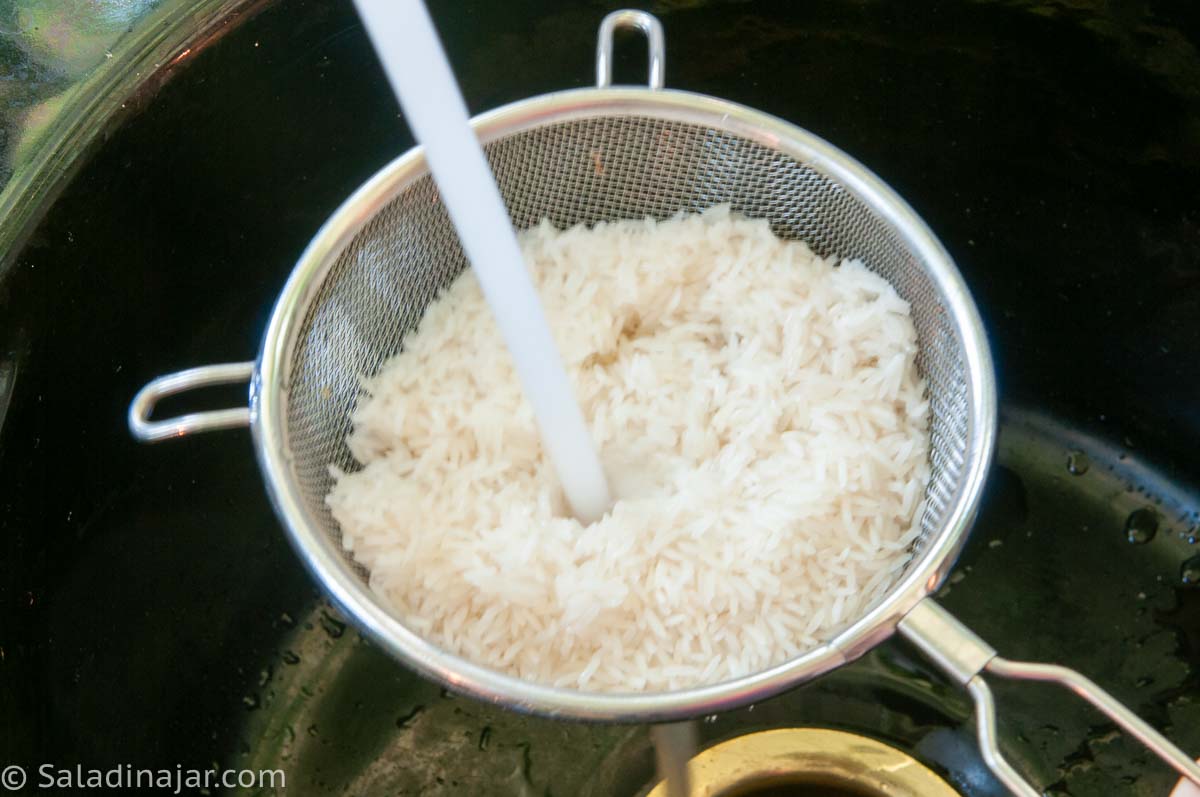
[0, 0, 263, 273]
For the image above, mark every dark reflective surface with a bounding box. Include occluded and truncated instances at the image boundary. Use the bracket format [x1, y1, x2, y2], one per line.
[0, 0, 264, 275]
[1, 1, 1198, 794]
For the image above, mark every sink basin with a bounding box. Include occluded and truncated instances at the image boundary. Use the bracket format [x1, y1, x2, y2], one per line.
[2, 2, 1197, 794]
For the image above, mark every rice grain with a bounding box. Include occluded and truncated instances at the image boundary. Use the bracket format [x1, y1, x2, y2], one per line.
[327, 206, 930, 692]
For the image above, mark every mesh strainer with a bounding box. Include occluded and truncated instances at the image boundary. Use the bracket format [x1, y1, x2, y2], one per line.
[129, 11, 1199, 794]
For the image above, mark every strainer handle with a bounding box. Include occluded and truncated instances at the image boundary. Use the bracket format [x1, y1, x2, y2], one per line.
[596, 10, 665, 90]
[898, 598, 1200, 797]
[128, 362, 254, 443]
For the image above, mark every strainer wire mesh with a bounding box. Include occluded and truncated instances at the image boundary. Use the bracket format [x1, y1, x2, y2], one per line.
[283, 113, 969, 601]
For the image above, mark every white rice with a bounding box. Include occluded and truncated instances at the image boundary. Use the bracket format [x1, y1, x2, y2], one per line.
[327, 205, 931, 692]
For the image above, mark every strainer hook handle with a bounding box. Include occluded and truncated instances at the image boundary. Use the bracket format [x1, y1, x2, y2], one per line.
[899, 598, 1200, 796]
[596, 10, 665, 90]
[128, 362, 254, 443]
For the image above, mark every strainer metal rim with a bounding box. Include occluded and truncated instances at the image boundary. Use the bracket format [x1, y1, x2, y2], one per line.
[250, 86, 997, 722]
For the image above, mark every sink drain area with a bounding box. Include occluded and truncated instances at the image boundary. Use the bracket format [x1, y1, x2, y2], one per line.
[644, 728, 960, 797]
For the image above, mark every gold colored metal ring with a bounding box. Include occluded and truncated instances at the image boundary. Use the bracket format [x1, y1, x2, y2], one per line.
[647, 728, 960, 797]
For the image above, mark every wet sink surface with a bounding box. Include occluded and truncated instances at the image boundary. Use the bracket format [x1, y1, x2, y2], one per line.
[228, 411, 1200, 796]
[1, 1, 1198, 795]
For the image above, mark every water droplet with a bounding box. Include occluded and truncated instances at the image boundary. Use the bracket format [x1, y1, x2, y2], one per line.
[1181, 555, 1200, 588]
[306, 724, 319, 737]
[440, 687, 457, 700]
[258, 667, 272, 687]
[395, 705, 424, 729]
[478, 726, 492, 751]
[518, 742, 535, 784]
[319, 611, 346, 638]
[1125, 508, 1158, 544]
[1066, 451, 1090, 475]
[279, 612, 295, 627]
[281, 650, 300, 665]
[1135, 676, 1154, 688]
[703, 714, 718, 724]
[242, 694, 259, 710]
